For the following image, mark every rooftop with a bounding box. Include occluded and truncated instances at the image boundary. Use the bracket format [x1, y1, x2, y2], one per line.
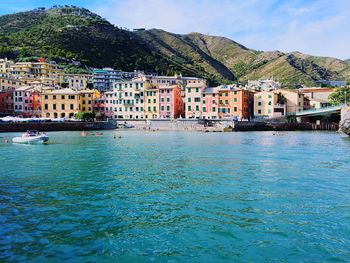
[186, 82, 206, 88]
[202, 87, 218, 94]
[49, 88, 79, 95]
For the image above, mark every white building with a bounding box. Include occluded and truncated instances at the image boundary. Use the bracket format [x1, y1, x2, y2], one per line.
[111, 80, 146, 119]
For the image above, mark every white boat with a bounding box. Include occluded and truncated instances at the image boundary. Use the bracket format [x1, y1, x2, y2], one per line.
[12, 130, 49, 144]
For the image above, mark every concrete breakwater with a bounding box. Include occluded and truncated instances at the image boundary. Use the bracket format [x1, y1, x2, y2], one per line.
[118, 119, 338, 132]
[0, 121, 117, 132]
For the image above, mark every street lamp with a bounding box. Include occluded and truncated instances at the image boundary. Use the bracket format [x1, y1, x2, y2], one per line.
[345, 89, 347, 105]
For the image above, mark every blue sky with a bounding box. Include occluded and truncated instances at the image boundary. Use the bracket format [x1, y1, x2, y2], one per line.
[0, 0, 349, 60]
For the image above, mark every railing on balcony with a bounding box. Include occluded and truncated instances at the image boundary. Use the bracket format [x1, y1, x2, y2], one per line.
[296, 103, 347, 116]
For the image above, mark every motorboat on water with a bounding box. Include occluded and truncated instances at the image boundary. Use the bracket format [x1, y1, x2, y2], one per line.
[124, 123, 135, 128]
[12, 130, 49, 144]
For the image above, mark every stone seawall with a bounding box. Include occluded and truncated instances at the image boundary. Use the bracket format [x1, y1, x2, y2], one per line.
[117, 119, 338, 132]
[234, 122, 338, 131]
[0, 121, 117, 133]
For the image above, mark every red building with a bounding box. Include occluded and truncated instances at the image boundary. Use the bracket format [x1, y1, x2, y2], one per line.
[0, 89, 14, 115]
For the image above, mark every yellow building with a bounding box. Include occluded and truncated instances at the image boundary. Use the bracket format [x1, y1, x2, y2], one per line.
[254, 91, 286, 118]
[144, 83, 159, 119]
[0, 58, 14, 74]
[41, 88, 80, 118]
[42, 88, 101, 118]
[0, 76, 27, 91]
[79, 89, 101, 113]
[11, 61, 64, 85]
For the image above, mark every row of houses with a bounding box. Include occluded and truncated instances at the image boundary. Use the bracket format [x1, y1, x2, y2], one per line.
[0, 85, 101, 118]
[0, 58, 143, 92]
[0, 75, 337, 120]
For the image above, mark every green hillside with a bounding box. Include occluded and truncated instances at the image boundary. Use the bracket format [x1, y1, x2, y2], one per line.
[0, 6, 223, 83]
[0, 5, 348, 86]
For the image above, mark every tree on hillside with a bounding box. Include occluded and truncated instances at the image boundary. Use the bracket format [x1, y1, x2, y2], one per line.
[329, 87, 350, 105]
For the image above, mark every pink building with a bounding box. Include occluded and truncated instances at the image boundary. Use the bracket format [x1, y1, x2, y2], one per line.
[202, 87, 219, 119]
[159, 85, 184, 119]
[13, 86, 42, 117]
[104, 91, 114, 118]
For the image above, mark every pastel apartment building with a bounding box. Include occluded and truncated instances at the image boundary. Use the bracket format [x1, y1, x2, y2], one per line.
[298, 87, 337, 102]
[112, 80, 146, 119]
[159, 85, 184, 119]
[144, 83, 159, 119]
[216, 86, 254, 120]
[11, 61, 64, 85]
[277, 89, 304, 114]
[254, 91, 286, 118]
[13, 86, 43, 117]
[41, 88, 80, 118]
[62, 74, 94, 90]
[0, 58, 13, 74]
[79, 89, 101, 113]
[217, 86, 232, 119]
[202, 87, 219, 119]
[185, 82, 206, 118]
[0, 75, 27, 91]
[103, 91, 114, 118]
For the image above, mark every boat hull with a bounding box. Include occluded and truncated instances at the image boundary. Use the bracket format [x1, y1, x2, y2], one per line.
[12, 135, 49, 144]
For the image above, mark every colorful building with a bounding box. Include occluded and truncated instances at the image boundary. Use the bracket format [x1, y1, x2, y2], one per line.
[159, 85, 184, 119]
[113, 80, 146, 119]
[0, 58, 14, 74]
[104, 91, 115, 118]
[254, 91, 286, 118]
[11, 61, 64, 85]
[13, 86, 43, 117]
[217, 85, 232, 119]
[0, 76, 27, 91]
[144, 83, 159, 119]
[79, 89, 100, 113]
[217, 85, 254, 120]
[185, 82, 206, 118]
[41, 88, 80, 118]
[277, 89, 304, 114]
[0, 88, 14, 114]
[62, 74, 93, 90]
[299, 87, 336, 102]
[202, 87, 219, 119]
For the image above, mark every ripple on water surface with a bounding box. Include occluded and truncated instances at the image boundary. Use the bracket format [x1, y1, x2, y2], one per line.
[1, 131, 350, 262]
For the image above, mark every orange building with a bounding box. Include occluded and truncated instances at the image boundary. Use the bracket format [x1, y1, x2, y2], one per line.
[218, 85, 254, 120]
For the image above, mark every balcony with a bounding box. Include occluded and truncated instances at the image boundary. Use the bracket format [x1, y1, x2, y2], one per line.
[274, 103, 285, 109]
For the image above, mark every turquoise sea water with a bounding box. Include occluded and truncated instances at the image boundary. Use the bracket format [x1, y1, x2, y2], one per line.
[0, 131, 350, 262]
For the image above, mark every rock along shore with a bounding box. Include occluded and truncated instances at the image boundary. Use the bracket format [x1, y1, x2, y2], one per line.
[340, 107, 350, 136]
